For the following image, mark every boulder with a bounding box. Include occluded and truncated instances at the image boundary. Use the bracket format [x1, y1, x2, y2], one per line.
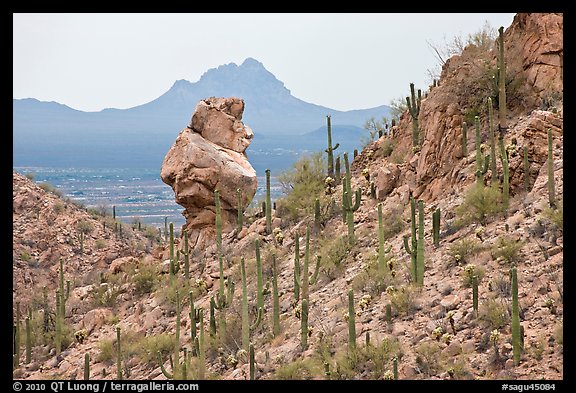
[161, 97, 257, 249]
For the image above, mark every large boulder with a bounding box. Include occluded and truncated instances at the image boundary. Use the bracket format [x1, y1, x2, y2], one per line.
[161, 97, 257, 249]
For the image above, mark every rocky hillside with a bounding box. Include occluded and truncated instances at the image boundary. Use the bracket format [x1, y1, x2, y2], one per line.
[13, 13, 562, 381]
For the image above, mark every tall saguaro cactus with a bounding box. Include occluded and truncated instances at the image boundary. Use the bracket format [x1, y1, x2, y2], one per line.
[498, 134, 510, 211]
[116, 326, 123, 380]
[241, 257, 263, 351]
[488, 98, 497, 184]
[403, 197, 425, 285]
[294, 234, 301, 302]
[432, 207, 441, 248]
[348, 289, 356, 355]
[547, 128, 556, 208]
[183, 229, 190, 280]
[511, 267, 521, 365]
[342, 152, 361, 244]
[406, 82, 422, 147]
[255, 239, 264, 312]
[265, 169, 272, 234]
[325, 115, 340, 179]
[301, 298, 309, 351]
[498, 26, 507, 134]
[294, 227, 320, 305]
[84, 353, 90, 380]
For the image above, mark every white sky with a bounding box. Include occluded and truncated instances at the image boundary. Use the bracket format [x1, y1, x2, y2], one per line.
[13, 13, 516, 112]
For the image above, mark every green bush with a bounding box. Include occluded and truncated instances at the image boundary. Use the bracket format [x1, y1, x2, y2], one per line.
[447, 237, 483, 266]
[53, 202, 65, 214]
[540, 199, 563, 234]
[480, 297, 510, 330]
[415, 341, 442, 377]
[76, 219, 95, 235]
[134, 333, 175, 364]
[491, 236, 523, 264]
[318, 235, 352, 281]
[20, 250, 31, 262]
[352, 257, 397, 297]
[275, 358, 323, 380]
[276, 152, 328, 222]
[39, 182, 63, 197]
[388, 285, 419, 317]
[132, 263, 159, 296]
[456, 184, 504, 226]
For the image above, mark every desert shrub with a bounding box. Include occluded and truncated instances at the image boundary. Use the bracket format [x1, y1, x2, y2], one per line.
[381, 204, 406, 239]
[415, 341, 442, 377]
[20, 250, 31, 262]
[39, 182, 63, 197]
[540, 199, 563, 234]
[333, 335, 402, 379]
[489, 274, 511, 297]
[352, 256, 397, 296]
[275, 358, 323, 380]
[491, 236, 523, 264]
[76, 219, 95, 235]
[276, 152, 329, 222]
[53, 202, 65, 214]
[90, 273, 125, 307]
[97, 329, 142, 363]
[317, 235, 352, 281]
[447, 237, 483, 266]
[95, 239, 107, 250]
[554, 323, 563, 347]
[134, 333, 175, 364]
[480, 297, 510, 330]
[455, 183, 504, 226]
[24, 172, 36, 181]
[132, 263, 160, 296]
[388, 285, 419, 317]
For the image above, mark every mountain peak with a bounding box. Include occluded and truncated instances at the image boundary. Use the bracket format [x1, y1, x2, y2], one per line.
[240, 57, 264, 68]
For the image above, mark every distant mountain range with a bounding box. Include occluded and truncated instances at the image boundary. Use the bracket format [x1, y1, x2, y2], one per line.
[13, 58, 390, 174]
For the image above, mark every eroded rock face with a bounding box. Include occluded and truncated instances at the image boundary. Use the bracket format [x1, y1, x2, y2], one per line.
[161, 97, 257, 248]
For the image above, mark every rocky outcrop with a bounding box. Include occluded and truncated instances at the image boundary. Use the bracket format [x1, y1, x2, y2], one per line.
[355, 13, 563, 204]
[160, 97, 257, 248]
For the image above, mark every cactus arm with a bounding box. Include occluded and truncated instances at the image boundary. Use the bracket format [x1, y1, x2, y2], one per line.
[309, 255, 321, 286]
[301, 298, 309, 351]
[158, 351, 174, 379]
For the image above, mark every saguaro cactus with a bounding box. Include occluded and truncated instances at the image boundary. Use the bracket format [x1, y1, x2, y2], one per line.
[377, 203, 392, 270]
[547, 128, 556, 208]
[342, 153, 361, 244]
[498, 134, 510, 211]
[116, 326, 123, 380]
[403, 197, 425, 285]
[301, 298, 309, 351]
[475, 116, 488, 185]
[169, 222, 175, 285]
[523, 146, 530, 193]
[84, 353, 90, 380]
[249, 343, 256, 380]
[335, 155, 341, 184]
[265, 169, 272, 234]
[294, 234, 301, 302]
[488, 97, 497, 184]
[348, 289, 356, 355]
[314, 198, 321, 234]
[272, 254, 281, 337]
[255, 239, 264, 312]
[325, 115, 340, 179]
[294, 227, 320, 304]
[432, 207, 441, 248]
[498, 26, 507, 134]
[511, 267, 521, 365]
[241, 257, 263, 351]
[406, 82, 422, 147]
[25, 309, 32, 364]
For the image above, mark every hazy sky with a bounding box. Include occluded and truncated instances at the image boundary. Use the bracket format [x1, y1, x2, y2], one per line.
[13, 13, 516, 112]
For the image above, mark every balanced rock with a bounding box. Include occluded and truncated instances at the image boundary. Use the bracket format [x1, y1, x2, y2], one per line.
[161, 97, 257, 248]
